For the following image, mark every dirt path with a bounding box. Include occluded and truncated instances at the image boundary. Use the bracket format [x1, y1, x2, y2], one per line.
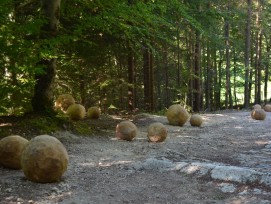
[0, 111, 271, 203]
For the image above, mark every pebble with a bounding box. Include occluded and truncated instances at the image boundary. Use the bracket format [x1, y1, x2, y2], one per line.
[218, 183, 236, 193]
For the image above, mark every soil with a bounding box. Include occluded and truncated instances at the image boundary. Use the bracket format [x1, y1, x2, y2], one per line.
[0, 110, 271, 204]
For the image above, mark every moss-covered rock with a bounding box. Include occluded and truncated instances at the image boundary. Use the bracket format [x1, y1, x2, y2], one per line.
[166, 104, 189, 126]
[0, 135, 29, 169]
[147, 122, 167, 142]
[190, 115, 203, 127]
[55, 94, 75, 111]
[21, 135, 69, 183]
[66, 104, 86, 120]
[116, 121, 137, 141]
[251, 109, 266, 120]
[87, 106, 101, 119]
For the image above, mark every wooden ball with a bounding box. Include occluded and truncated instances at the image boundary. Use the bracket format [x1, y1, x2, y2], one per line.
[166, 104, 189, 126]
[0, 135, 29, 169]
[116, 121, 137, 141]
[147, 122, 167, 142]
[66, 104, 86, 120]
[251, 109, 266, 120]
[190, 115, 203, 127]
[55, 94, 75, 111]
[253, 104, 261, 109]
[264, 104, 271, 112]
[87, 106, 101, 119]
[21, 135, 69, 183]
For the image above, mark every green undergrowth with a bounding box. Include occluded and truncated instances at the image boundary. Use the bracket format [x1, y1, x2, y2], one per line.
[0, 114, 69, 139]
[0, 113, 121, 139]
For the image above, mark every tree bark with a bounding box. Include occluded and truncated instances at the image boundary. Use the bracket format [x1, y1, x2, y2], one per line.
[143, 43, 154, 112]
[163, 46, 170, 108]
[127, 46, 136, 111]
[254, 0, 262, 104]
[244, 0, 252, 108]
[193, 30, 201, 112]
[264, 36, 271, 104]
[225, 0, 232, 109]
[31, 0, 61, 114]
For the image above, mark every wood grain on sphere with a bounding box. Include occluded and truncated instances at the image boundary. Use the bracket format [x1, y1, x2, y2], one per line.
[0, 135, 29, 169]
[66, 104, 86, 120]
[264, 104, 271, 112]
[87, 106, 101, 119]
[147, 122, 167, 142]
[253, 104, 261, 110]
[116, 121, 137, 141]
[190, 115, 203, 127]
[55, 94, 75, 111]
[166, 104, 189, 126]
[251, 109, 266, 120]
[21, 135, 69, 183]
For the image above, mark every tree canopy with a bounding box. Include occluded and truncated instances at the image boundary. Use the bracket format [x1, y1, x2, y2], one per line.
[1, 0, 271, 115]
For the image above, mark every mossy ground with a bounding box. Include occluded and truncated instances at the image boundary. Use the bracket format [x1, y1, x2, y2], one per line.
[0, 113, 122, 139]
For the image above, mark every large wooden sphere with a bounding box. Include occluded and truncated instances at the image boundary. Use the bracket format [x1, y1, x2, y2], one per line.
[264, 104, 271, 112]
[55, 94, 75, 111]
[66, 104, 86, 120]
[116, 121, 137, 141]
[21, 135, 69, 183]
[87, 106, 101, 119]
[166, 104, 190, 126]
[147, 122, 167, 142]
[190, 115, 203, 127]
[253, 104, 262, 110]
[251, 109, 266, 120]
[0, 135, 29, 169]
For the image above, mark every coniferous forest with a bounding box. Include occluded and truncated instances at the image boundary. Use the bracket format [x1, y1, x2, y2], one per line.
[1, 0, 271, 116]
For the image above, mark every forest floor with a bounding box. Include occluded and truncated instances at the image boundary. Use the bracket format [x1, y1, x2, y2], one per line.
[0, 110, 271, 204]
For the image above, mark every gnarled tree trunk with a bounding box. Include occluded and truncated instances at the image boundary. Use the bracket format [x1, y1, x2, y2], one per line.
[31, 0, 61, 114]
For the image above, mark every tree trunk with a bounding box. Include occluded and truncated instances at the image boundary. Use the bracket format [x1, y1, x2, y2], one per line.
[254, 0, 262, 104]
[225, 0, 232, 109]
[205, 41, 211, 111]
[31, 0, 61, 114]
[177, 27, 182, 101]
[216, 50, 223, 110]
[213, 46, 219, 110]
[163, 46, 170, 108]
[264, 36, 271, 104]
[244, 0, 252, 108]
[187, 31, 194, 109]
[143, 43, 154, 112]
[128, 46, 136, 112]
[80, 73, 86, 106]
[193, 30, 201, 112]
[233, 49, 238, 107]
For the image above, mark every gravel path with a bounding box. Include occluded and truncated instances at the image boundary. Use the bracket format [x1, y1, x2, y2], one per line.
[0, 111, 271, 204]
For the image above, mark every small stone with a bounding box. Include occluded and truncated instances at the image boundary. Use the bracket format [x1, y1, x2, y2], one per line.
[218, 183, 236, 193]
[6, 188, 12, 193]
